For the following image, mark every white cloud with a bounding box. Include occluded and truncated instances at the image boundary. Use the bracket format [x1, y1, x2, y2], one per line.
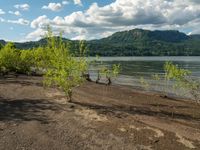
[14, 4, 30, 11]
[62, 1, 69, 5]
[71, 35, 86, 40]
[31, 15, 51, 28]
[8, 18, 30, 25]
[74, 0, 82, 6]
[0, 9, 5, 15]
[0, 17, 5, 22]
[9, 11, 21, 16]
[26, 28, 47, 41]
[42, 3, 62, 11]
[27, 0, 200, 40]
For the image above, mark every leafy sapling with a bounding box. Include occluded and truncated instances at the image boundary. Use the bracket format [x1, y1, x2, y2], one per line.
[101, 64, 121, 85]
[40, 27, 88, 102]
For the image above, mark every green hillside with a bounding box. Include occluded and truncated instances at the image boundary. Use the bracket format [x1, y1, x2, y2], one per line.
[1, 29, 200, 56]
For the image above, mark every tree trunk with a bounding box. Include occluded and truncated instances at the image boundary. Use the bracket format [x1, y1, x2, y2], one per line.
[107, 77, 112, 86]
[68, 89, 72, 102]
[96, 70, 101, 83]
[83, 73, 92, 82]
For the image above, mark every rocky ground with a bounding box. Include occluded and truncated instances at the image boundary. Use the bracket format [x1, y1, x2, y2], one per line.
[0, 75, 200, 150]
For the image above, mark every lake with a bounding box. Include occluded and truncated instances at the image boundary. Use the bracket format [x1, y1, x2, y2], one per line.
[89, 56, 200, 98]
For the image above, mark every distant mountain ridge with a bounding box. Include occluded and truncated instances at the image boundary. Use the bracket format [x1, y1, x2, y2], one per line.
[1, 29, 200, 56]
[98, 29, 189, 43]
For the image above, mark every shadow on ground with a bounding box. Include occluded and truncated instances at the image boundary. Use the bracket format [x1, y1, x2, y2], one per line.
[72, 101, 200, 122]
[0, 76, 43, 87]
[0, 97, 62, 123]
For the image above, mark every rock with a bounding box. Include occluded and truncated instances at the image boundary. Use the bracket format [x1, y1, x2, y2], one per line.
[69, 105, 75, 109]
[11, 131, 16, 135]
[154, 139, 159, 143]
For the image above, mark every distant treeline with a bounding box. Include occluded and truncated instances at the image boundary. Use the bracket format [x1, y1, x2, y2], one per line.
[1, 29, 200, 56]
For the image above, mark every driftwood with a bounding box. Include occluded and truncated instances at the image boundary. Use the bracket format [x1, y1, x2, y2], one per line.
[82, 73, 92, 82]
[106, 77, 112, 86]
[96, 70, 100, 83]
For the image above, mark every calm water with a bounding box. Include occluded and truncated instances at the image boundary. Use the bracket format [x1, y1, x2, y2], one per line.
[89, 56, 200, 98]
[89, 56, 200, 77]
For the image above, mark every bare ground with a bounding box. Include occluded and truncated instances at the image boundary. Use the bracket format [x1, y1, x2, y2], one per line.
[0, 75, 200, 150]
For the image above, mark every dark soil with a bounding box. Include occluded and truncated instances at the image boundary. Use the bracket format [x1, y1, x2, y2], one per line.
[0, 75, 200, 150]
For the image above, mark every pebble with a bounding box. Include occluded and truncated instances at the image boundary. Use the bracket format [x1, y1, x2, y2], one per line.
[11, 131, 16, 135]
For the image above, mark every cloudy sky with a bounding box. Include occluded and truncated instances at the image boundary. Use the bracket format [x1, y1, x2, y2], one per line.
[0, 0, 200, 42]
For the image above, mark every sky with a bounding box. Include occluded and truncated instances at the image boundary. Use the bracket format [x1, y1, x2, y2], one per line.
[0, 0, 200, 42]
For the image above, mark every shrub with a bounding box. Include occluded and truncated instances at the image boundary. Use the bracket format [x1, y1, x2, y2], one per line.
[0, 27, 89, 102]
[140, 77, 150, 90]
[100, 64, 121, 85]
[164, 61, 200, 102]
[150, 62, 200, 103]
[19, 50, 36, 75]
[0, 42, 36, 75]
[39, 28, 88, 102]
[0, 43, 21, 74]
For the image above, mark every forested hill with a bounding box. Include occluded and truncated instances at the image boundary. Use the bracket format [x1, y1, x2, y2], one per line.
[88, 29, 200, 56]
[1, 29, 200, 56]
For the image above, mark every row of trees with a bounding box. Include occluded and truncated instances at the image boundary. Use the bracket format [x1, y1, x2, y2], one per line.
[0, 28, 120, 102]
[0, 43, 35, 75]
[0, 31, 89, 101]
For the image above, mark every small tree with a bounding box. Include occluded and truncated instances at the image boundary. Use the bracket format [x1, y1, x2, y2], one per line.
[0, 43, 20, 75]
[89, 55, 102, 83]
[140, 77, 150, 90]
[18, 50, 35, 75]
[39, 27, 88, 102]
[0, 42, 36, 76]
[164, 61, 200, 103]
[151, 62, 200, 103]
[100, 64, 121, 85]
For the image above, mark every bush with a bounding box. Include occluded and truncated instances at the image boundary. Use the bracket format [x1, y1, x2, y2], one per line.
[38, 28, 88, 102]
[0, 42, 36, 75]
[150, 62, 200, 103]
[100, 64, 121, 85]
[164, 62, 200, 103]
[19, 50, 36, 74]
[0, 27, 89, 102]
[0, 43, 21, 74]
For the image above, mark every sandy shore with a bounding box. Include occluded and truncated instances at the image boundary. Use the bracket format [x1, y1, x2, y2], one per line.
[0, 75, 200, 150]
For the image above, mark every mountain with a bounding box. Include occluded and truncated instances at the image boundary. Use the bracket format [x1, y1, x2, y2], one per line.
[1, 29, 200, 56]
[88, 29, 200, 56]
[0, 40, 6, 45]
[12, 37, 73, 50]
[95, 29, 189, 43]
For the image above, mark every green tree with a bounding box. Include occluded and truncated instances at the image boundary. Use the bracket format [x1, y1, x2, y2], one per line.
[89, 55, 102, 83]
[19, 50, 36, 75]
[39, 27, 88, 102]
[151, 62, 200, 103]
[164, 62, 200, 103]
[0, 42, 20, 74]
[100, 64, 121, 85]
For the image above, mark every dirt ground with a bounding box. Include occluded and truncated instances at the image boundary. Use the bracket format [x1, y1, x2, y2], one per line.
[0, 75, 200, 150]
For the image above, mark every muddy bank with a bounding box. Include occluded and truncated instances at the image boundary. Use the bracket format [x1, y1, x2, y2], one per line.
[0, 75, 200, 150]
